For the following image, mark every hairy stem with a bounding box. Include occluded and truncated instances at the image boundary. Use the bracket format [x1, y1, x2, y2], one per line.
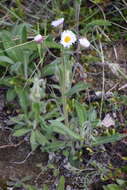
[63, 60, 69, 127]
[61, 52, 69, 127]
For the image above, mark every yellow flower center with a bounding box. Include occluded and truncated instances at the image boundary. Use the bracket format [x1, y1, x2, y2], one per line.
[64, 36, 71, 43]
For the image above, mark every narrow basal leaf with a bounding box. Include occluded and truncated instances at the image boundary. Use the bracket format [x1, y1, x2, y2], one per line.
[43, 40, 61, 49]
[76, 0, 82, 3]
[57, 176, 65, 190]
[86, 19, 111, 28]
[0, 78, 12, 86]
[42, 58, 61, 77]
[15, 87, 29, 114]
[92, 133, 127, 146]
[24, 184, 38, 190]
[0, 31, 22, 62]
[6, 88, 16, 102]
[43, 185, 49, 190]
[21, 25, 27, 43]
[10, 62, 22, 73]
[65, 81, 90, 97]
[35, 130, 49, 146]
[0, 56, 14, 65]
[51, 121, 82, 140]
[46, 141, 66, 151]
[30, 130, 38, 151]
[103, 184, 121, 190]
[75, 101, 87, 126]
[88, 109, 97, 122]
[13, 128, 31, 137]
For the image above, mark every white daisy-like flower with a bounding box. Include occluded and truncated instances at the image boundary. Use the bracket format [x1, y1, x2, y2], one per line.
[51, 18, 64, 27]
[34, 34, 44, 43]
[79, 37, 90, 48]
[60, 30, 76, 48]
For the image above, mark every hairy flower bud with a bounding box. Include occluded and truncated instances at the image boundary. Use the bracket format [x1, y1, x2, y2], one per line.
[34, 34, 44, 44]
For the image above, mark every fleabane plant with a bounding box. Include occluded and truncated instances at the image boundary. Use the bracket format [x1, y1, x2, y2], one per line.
[11, 18, 91, 153]
[51, 19, 90, 128]
[57, 29, 77, 127]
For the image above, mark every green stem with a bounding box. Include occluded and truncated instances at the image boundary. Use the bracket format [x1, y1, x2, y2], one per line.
[62, 52, 69, 127]
[75, 0, 81, 61]
[24, 55, 28, 79]
[99, 37, 105, 119]
[32, 102, 40, 129]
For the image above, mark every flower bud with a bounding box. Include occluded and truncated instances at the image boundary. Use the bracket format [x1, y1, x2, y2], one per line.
[34, 34, 44, 44]
[79, 37, 90, 48]
[51, 18, 64, 27]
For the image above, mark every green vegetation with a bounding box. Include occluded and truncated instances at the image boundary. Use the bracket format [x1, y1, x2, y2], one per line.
[0, 0, 127, 189]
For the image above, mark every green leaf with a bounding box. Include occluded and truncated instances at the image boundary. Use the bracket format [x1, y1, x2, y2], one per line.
[51, 121, 82, 140]
[57, 176, 65, 190]
[13, 128, 31, 137]
[75, 101, 87, 126]
[92, 133, 127, 146]
[32, 103, 40, 121]
[76, 0, 81, 3]
[103, 184, 122, 190]
[10, 62, 22, 73]
[30, 130, 38, 151]
[43, 185, 49, 190]
[24, 184, 38, 190]
[43, 40, 61, 49]
[15, 87, 29, 114]
[0, 56, 14, 66]
[35, 130, 49, 146]
[21, 25, 27, 43]
[42, 58, 61, 77]
[46, 141, 66, 151]
[86, 19, 111, 28]
[81, 19, 112, 33]
[0, 31, 22, 62]
[6, 88, 16, 102]
[88, 109, 97, 122]
[0, 78, 12, 86]
[12, 23, 32, 36]
[43, 108, 60, 120]
[65, 81, 90, 97]
[116, 179, 125, 186]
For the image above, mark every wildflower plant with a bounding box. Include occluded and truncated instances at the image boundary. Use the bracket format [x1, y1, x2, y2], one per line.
[5, 20, 94, 154]
[0, 16, 126, 164]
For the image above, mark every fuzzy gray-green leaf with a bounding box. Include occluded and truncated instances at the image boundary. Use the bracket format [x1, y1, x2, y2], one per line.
[13, 128, 31, 137]
[65, 81, 90, 97]
[57, 176, 65, 190]
[92, 133, 127, 146]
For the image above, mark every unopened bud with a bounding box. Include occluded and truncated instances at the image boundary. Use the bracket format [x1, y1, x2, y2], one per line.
[34, 34, 44, 44]
[79, 37, 90, 48]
